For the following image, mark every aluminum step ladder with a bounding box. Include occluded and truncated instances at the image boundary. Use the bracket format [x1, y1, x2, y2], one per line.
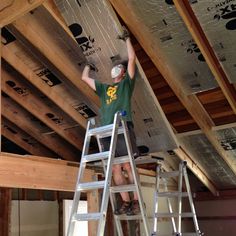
[151, 161, 203, 236]
[67, 112, 150, 236]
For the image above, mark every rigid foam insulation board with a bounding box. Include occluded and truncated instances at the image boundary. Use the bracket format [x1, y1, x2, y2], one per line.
[190, 0, 236, 83]
[179, 133, 236, 189]
[55, 0, 178, 152]
[217, 126, 236, 157]
[2, 37, 98, 123]
[2, 61, 85, 138]
[112, 0, 218, 94]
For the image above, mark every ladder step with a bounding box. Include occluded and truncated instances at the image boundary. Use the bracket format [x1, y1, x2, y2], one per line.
[157, 191, 188, 197]
[156, 212, 194, 218]
[88, 124, 124, 137]
[73, 212, 102, 221]
[77, 181, 105, 191]
[83, 151, 110, 163]
[110, 184, 136, 193]
[115, 214, 142, 221]
[160, 171, 179, 178]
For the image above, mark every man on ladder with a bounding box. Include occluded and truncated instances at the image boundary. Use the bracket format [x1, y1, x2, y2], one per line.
[81, 26, 140, 216]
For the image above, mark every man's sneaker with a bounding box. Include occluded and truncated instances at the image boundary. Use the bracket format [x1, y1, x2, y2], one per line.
[126, 200, 140, 215]
[114, 201, 131, 215]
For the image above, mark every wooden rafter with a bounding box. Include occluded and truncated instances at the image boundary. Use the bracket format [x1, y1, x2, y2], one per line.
[2, 117, 58, 157]
[7, 6, 99, 106]
[2, 43, 87, 129]
[109, 0, 236, 178]
[2, 67, 84, 150]
[2, 96, 80, 161]
[173, 0, 236, 115]
[0, 0, 45, 27]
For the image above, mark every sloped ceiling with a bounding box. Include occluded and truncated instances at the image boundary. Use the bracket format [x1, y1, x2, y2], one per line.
[1, 0, 236, 196]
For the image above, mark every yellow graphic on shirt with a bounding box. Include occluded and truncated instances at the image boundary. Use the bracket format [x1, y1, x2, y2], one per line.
[106, 86, 118, 105]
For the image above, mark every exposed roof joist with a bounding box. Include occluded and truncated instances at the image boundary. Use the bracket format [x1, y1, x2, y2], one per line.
[173, 0, 236, 115]
[2, 67, 84, 150]
[109, 0, 236, 179]
[0, 0, 45, 27]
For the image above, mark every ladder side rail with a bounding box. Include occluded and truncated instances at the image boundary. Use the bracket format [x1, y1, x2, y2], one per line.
[183, 165, 201, 235]
[97, 112, 121, 236]
[67, 119, 93, 236]
[152, 164, 161, 235]
[96, 135, 124, 236]
[163, 178, 177, 233]
[121, 119, 150, 236]
[177, 162, 184, 234]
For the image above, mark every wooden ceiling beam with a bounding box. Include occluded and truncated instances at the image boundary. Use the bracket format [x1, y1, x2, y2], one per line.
[0, 0, 45, 27]
[1, 117, 58, 157]
[2, 68, 84, 151]
[7, 6, 99, 106]
[2, 43, 87, 129]
[2, 96, 80, 161]
[109, 0, 236, 178]
[0, 152, 93, 191]
[173, 0, 236, 115]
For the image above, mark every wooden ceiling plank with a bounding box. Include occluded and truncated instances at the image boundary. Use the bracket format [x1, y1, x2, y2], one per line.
[2, 68, 84, 150]
[2, 97, 79, 161]
[173, 0, 236, 115]
[7, 7, 99, 106]
[0, 0, 45, 27]
[2, 45, 87, 129]
[0, 153, 94, 191]
[2, 117, 58, 157]
[109, 0, 236, 179]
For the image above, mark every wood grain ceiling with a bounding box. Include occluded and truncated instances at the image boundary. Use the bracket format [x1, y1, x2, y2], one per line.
[1, 0, 236, 195]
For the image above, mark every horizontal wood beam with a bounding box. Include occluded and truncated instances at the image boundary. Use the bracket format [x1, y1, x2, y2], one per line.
[0, 0, 45, 27]
[2, 117, 58, 157]
[0, 152, 93, 191]
[173, 0, 236, 115]
[2, 67, 84, 151]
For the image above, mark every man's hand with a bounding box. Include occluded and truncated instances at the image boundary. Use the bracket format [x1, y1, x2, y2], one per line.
[117, 26, 130, 41]
[85, 62, 98, 72]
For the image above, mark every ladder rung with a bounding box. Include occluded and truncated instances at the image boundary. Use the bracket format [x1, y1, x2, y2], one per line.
[83, 151, 110, 163]
[115, 214, 142, 221]
[154, 234, 199, 236]
[88, 124, 124, 137]
[110, 184, 136, 193]
[156, 212, 194, 218]
[73, 212, 102, 221]
[157, 191, 188, 197]
[160, 171, 179, 178]
[77, 181, 105, 191]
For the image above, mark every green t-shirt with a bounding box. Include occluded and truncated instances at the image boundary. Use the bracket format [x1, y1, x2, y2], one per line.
[95, 72, 136, 125]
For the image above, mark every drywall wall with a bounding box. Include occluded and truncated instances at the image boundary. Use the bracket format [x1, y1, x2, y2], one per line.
[10, 200, 58, 236]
